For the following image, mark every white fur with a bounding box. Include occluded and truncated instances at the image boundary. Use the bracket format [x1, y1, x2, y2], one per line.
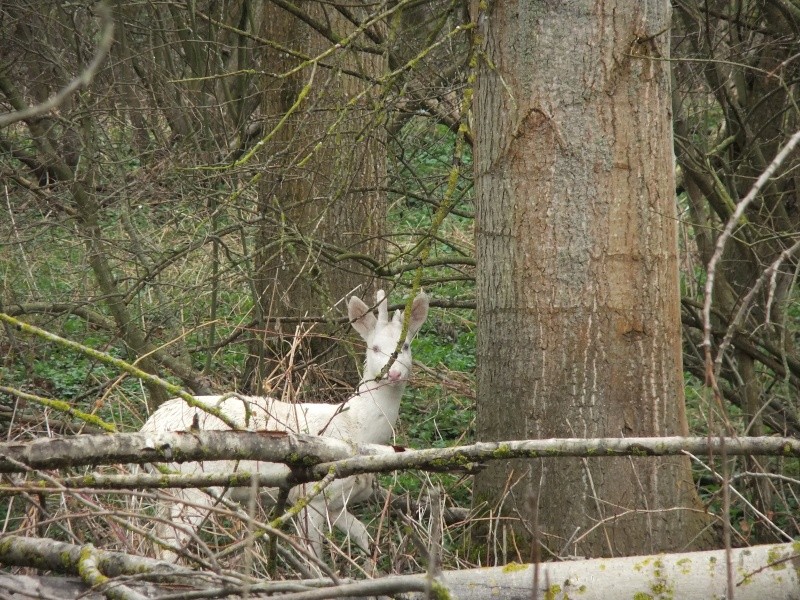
[140, 289, 429, 561]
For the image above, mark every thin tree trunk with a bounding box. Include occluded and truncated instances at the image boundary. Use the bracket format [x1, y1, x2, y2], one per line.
[0, 71, 170, 410]
[249, 2, 387, 397]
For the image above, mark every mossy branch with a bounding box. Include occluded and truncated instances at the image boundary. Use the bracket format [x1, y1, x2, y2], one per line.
[0, 313, 238, 430]
[1, 432, 797, 477]
[0, 385, 116, 433]
[0, 535, 796, 599]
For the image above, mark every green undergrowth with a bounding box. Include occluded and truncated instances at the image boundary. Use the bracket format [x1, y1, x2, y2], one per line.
[0, 316, 146, 429]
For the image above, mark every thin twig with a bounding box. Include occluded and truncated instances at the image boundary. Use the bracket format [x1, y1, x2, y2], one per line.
[0, 2, 114, 127]
[702, 128, 800, 381]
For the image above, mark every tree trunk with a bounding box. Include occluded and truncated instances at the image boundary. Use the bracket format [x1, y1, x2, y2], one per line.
[472, 0, 713, 559]
[249, 2, 387, 397]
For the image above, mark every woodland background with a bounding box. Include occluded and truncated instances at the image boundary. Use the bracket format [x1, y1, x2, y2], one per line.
[0, 0, 799, 596]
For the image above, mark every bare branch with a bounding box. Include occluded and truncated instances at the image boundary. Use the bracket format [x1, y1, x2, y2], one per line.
[702, 129, 800, 361]
[308, 436, 800, 480]
[0, 2, 114, 128]
[0, 430, 378, 474]
[0, 432, 797, 477]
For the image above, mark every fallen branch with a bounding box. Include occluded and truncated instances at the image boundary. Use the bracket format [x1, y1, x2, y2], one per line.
[306, 435, 800, 480]
[0, 430, 380, 474]
[0, 534, 796, 600]
[0, 432, 797, 478]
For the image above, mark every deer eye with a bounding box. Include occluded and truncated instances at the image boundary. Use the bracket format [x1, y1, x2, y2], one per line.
[372, 345, 380, 353]
[402, 343, 410, 351]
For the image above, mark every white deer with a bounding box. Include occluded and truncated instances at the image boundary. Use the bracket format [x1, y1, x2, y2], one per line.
[140, 289, 429, 561]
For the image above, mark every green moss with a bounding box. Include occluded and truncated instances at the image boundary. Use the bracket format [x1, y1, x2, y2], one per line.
[650, 559, 675, 598]
[430, 452, 473, 469]
[767, 546, 787, 570]
[649, 581, 674, 598]
[676, 557, 692, 575]
[60, 550, 73, 570]
[793, 541, 800, 581]
[543, 583, 561, 600]
[430, 580, 452, 600]
[502, 561, 528, 573]
[77, 545, 108, 585]
[285, 452, 318, 467]
[633, 558, 651, 572]
[492, 444, 512, 458]
[738, 569, 753, 586]
[633, 594, 654, 600]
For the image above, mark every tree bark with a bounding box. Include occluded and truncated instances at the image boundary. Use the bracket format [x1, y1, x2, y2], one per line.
[472, 0, 712, 558]
[0, 430, 372, 474]
[2, 430, 797, 478]
[1, 535, 797, 600]
[249, 2, 387, 396]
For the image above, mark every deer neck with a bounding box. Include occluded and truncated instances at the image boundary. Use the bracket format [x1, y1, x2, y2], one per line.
[344, 377, 406, 443]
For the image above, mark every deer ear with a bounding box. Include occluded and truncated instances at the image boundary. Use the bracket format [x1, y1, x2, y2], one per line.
[348, 296, 377, 340]
[406, 290, 430, 339]
[376, 289, 389, 324]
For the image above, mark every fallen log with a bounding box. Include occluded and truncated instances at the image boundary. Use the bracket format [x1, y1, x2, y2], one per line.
[1, 534, 796, 600]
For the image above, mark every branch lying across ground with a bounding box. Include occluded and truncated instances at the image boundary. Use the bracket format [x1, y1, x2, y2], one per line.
[0, 430, 380, 475]
[1, 305, 213, 396]
[0, 431, 797, 479]
[0, 534, 796, 600]
[307, 435, 800, 480]
[0, 535, 225, 595]
[0, 312, 220, 421]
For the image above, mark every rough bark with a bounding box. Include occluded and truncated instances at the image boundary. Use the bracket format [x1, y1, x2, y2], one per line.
[472, 0, 712, 558]
[249, 2, 387, 396]
[0, 430, 372, 474]
[2, 431, 797, 477]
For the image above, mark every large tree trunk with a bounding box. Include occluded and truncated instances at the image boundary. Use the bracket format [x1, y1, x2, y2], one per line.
[472, 0, 713, 559]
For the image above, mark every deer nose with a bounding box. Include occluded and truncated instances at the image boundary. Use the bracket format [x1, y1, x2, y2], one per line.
[387, 369, 403, 382]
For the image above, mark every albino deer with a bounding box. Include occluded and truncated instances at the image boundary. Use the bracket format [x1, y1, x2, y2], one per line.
[140, 289, 429, 561]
